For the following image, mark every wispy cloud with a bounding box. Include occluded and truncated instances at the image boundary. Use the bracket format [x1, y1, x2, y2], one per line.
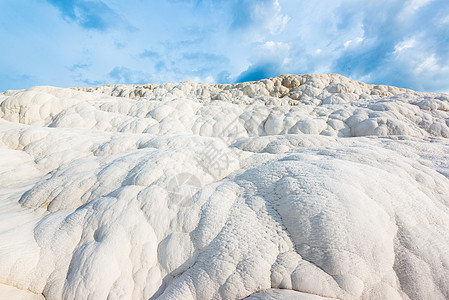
[171, 0, 289, 41]
[0, 72, 33, 92]
[109, 66, 150, 84]
[1, 0, 449, 92]
[139, 50, 167, 72]
[182, 52, 228, 64]
[140, 50, 161, 60]
[236, 41, 291, 82]
[329, 0, 449, 91]
[45, 0, 124, 30]
[229, 0, 289, 40]
[69, 63, 90, 71]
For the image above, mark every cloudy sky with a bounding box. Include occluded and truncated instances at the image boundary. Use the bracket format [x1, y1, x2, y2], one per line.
[1, 0, 448, 92]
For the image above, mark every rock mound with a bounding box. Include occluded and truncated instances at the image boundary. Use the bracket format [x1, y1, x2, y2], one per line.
[0, 74, 448, 299]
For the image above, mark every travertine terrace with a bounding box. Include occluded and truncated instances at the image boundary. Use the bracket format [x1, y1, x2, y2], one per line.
[1, 74, 448, 299]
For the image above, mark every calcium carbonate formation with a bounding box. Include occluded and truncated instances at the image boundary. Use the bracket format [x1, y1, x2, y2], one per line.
[0, 74, 448, 299]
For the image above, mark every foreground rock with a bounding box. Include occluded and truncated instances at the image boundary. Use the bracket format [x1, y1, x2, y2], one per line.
[0, 74, 448, 299]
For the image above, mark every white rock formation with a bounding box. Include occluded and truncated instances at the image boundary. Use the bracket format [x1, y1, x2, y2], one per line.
[0, 74, 448, 299]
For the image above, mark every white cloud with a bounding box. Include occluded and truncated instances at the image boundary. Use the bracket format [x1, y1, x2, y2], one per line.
[344, 37, 364, 48]
[260, 41, 290, 54]
[415, 53, 449, 74]
[440, 14, 449, 25]
[256, 41, 291, 67]
[398, 0, 434, 20]
[230, 0, 290, 42]
[1, 0, 449, 92]
[393, 38, 417, 54]
[262, 0, 290, 35]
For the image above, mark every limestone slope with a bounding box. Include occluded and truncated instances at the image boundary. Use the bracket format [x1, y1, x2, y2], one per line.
[0, 74, 448, 299]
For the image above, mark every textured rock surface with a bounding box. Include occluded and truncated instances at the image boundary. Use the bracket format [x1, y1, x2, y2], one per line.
[0, 74, 448, 299]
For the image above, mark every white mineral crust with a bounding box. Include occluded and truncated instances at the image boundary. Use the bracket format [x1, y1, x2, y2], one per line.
[0, 74, 448, 299]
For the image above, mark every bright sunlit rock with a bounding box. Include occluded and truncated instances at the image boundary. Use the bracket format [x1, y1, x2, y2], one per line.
[0, 74, 448, 299]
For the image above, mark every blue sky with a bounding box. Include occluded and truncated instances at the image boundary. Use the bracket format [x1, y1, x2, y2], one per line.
[1, 0, 448, 92]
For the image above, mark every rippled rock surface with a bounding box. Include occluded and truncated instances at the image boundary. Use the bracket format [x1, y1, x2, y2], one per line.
[0, 74, 448, 299]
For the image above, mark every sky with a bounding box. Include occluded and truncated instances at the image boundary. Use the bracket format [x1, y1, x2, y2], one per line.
[1, 0, 449, 93]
